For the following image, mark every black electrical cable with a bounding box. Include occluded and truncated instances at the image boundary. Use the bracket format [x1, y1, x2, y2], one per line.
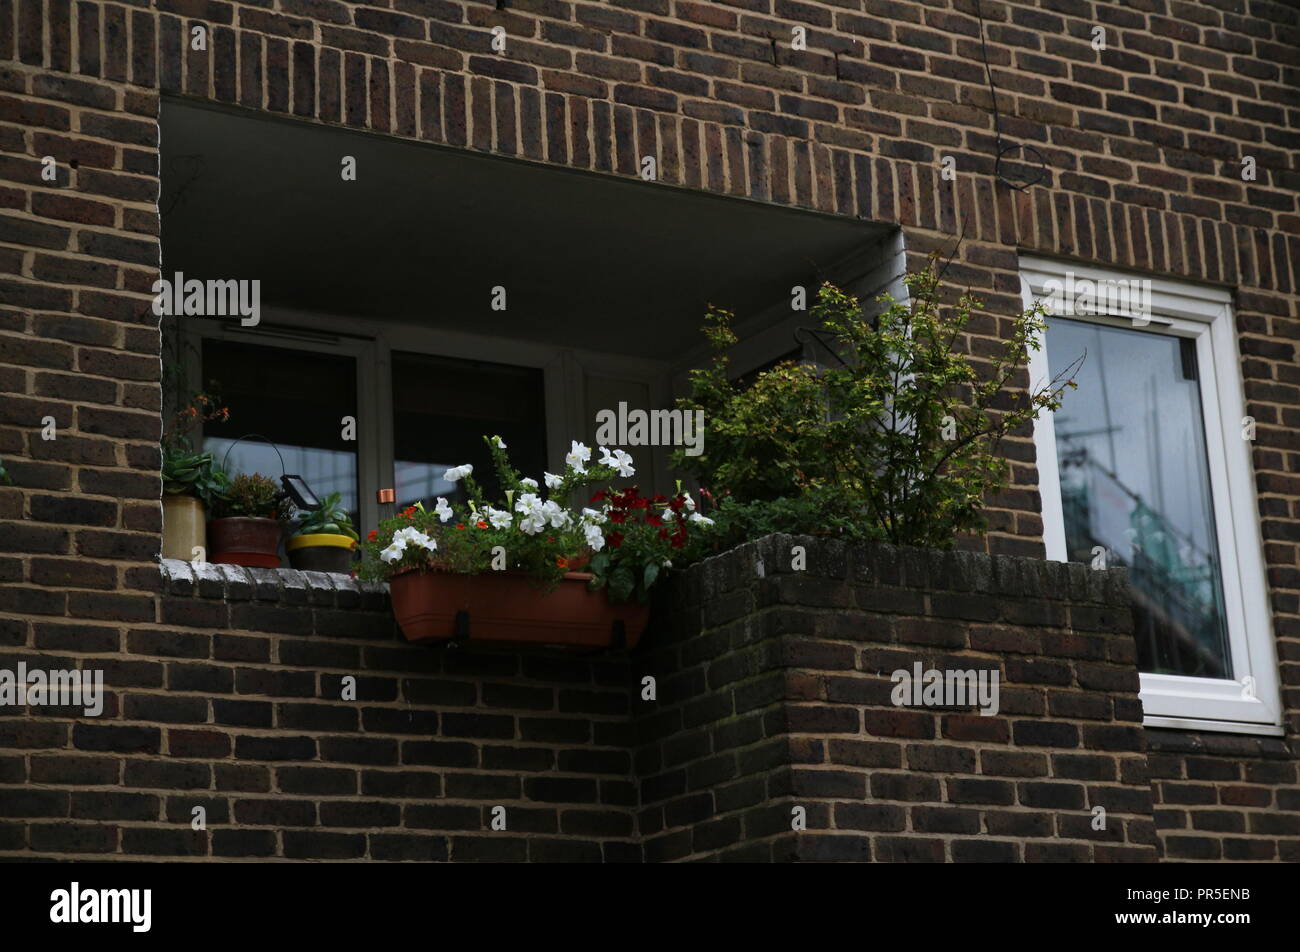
[974, 0, 1049, 191]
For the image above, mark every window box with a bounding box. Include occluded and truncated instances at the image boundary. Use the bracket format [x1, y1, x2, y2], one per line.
[389, 569, 648, 650]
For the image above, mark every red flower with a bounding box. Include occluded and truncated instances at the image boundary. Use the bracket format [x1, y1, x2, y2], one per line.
[367, 529, 378, 542]
[657, 527, 669, 540]
[609, 510, 627, 524]
[476, 520, 488, 529]
[607, 532, 624, 548]
[646, 514, 663, 527]
[402, 506, 416, 519]
[591, 490, 608, 503]
[556, 557, 568, 569]
[455, 523, 465, 530]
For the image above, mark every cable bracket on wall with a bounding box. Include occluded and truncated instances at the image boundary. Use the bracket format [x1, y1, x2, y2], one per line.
[974, 0, 1049, 192]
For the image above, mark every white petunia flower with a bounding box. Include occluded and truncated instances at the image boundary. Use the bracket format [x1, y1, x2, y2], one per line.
[519, 477, 538, 491]
[515, 493, 546, 535]
[543, 472, 562, 490]
[443, 464, 473, 482]
[541, 500, 571, 529]
[584, 522, 605, 552]
[580, 507, 604, 525]
[565, 440, 591, 474]
[393, 526, 437, 551]
[434, 497, 454, 522]
[598, 446, 635, 478]
[682, 492, 697, 513]
[485, 506, 512, 530]
[689, 512, 714, 526]
[494, 437, 507, 449]
[380, 541, 406, 563]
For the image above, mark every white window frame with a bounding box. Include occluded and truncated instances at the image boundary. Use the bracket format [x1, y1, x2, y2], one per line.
[1021, 256, 1280, 735]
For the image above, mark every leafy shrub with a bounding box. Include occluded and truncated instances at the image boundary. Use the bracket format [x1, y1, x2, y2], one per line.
[673, 256, 1075, 549]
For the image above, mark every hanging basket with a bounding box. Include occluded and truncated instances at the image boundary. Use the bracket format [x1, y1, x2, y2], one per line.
[388, 568, 648, 650]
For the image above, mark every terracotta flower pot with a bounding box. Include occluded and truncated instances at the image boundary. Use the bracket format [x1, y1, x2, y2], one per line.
[209, 517, 282, 568]
[286, 533, 356, 574]
[162, 494, 206, 561]
[389, 569, 648, 650]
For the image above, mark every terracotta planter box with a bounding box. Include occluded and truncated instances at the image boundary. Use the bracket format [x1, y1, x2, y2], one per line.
[209, 517, 282, 569]
[389, 569, 648, 650]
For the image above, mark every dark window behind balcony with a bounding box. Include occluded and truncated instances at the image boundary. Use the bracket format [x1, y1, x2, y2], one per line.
[202, 338, 360, 522]
[392, 352, 546, 511]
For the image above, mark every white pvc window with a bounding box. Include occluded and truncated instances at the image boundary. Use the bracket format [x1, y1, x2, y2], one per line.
[1021, 257, 1280, 735]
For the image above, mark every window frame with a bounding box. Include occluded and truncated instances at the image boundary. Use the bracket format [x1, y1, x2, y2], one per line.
[176, 307, 675, 531]
[1020, 256, 1281, 736]
[180, 315, 384, 532]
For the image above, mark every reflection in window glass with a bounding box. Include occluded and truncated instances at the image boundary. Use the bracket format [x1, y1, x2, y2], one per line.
[1046, 318, 1231, 679]
[202, 339, 359, 523]
[392, 352, 546, 511]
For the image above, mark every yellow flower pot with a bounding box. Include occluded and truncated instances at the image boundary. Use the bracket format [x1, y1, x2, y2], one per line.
[285, 533, 356, 574]
[162, 495, 206, 561]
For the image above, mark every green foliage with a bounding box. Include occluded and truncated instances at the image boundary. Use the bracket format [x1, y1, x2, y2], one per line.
[357, 436, 711, 602]
[213, 473, 287, 520]
[673, 256, 1076, 549]
[291, 491, 359, 541]
[162, 447, 229, 509]
[585, 485, 710, 604]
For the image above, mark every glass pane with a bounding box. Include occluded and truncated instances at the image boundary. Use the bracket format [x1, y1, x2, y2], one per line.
[392, 352, 546, 510]
[201, 339, 359, 523]
[1046, 318, 1232, 679]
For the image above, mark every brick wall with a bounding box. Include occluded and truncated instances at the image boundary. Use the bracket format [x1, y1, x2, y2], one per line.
[636, 536, 1300, 861]
[2, 538, 1297, 861]
[1, 560, 640, 860]
[636, 533, 1163, 862]
[1, 0, 1297, 859]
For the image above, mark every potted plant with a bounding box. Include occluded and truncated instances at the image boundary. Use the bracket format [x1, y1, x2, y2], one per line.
[208, 473, 289, 568]
[358, 435, 712, 649]
[160, 391, 230, 561]
[286, 492, 358, 574]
